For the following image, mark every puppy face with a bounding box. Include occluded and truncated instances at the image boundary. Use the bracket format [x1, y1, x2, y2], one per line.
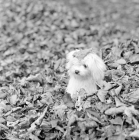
[66, 50, 91, 79]
[66, 50, 106, 81]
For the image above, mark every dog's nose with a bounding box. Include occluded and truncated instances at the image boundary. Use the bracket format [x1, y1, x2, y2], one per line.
[75, 70, 79, 74]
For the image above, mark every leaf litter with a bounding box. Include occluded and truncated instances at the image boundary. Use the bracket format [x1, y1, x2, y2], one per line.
[1, 0, 139, 139]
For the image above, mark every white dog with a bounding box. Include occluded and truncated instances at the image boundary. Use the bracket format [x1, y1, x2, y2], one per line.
[66, 49, 106, 99]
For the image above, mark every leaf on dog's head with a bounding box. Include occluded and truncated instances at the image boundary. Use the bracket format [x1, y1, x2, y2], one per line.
[73, 48, 95, 60]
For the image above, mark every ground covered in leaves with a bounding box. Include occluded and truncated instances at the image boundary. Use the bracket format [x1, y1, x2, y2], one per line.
[1, 0, 139, 139]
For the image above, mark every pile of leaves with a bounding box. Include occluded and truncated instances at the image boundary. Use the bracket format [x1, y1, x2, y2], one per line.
[1, 0, 139, 139]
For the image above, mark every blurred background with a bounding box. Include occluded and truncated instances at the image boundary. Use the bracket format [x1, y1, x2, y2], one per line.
[0, 0, 139, 90]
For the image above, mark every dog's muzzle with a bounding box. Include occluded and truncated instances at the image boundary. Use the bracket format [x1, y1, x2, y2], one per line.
[75, 70, 80, 74]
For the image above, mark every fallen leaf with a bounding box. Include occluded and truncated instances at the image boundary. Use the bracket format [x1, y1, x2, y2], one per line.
[83, 99, 91, 110]
[0, 117, 6, 123]
[114, 96, 126, 107]
[107, 62, 119, 68]
[97, 89, 107, 102]
[115, 58, 126, 65]
[0, 90, 8, 99]
[103, 81, 114, 90]
[134, 42, 139, 54]
[114, 84, 122, 95]
[40, 92, 53, 105]
[112, 70, 125, 81]
[26, 74, 43, 84]
[29, 133, 40, 140]
[9, 94, 18, 105]
[67, 114, 77, 126]
[129, 54, 139, 64]
[123, 51, 133, 58]
[108, 134, 126, 140]
[53, 103, 67, 119]
[110, 117, 123, 125]
[129, 129, 139, 138]
[111, 47, 123, 57]
[63, 93, 74, 108]
[7, 120, 19, 128]
[104, 125, 116, 137]
[54, 59, 61, 70]
[125, 88, 139, 103]
[105, 106, 126, 115]
[0, 101, 8, 113]
[127, 105, 139, 115]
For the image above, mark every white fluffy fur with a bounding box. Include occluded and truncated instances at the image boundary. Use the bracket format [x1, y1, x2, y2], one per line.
[66, 50, 106, 98]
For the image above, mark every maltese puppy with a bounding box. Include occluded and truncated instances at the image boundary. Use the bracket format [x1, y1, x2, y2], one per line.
[66, 49, 106, 99]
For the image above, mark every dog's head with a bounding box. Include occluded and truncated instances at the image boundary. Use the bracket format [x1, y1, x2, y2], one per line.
[66, 49, 106, 82]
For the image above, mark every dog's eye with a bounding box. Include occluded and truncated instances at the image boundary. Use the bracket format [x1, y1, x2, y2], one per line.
[73, 55, 75, 57]
[83, 64, 87, 68]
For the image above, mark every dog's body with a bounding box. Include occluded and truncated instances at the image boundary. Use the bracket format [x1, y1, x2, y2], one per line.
[66, 76, 97, 98]
[66, 49, 106, 98]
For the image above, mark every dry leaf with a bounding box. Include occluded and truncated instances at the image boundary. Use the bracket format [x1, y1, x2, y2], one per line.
[110, 117, 123, 125]
[129, 54, 139, 64]
[115, 58, 126, 65]
[9, 94, 18, 105]
[0, 101, 8, 113]
[111, 47, 123, 57]
[63, 93, 74, 108]
[29, 133, 40, 140]
[134, 42, 139, 54]
[114, 96, 126, 107]
[114, 84, 122, 95]
[125, 88, 139, 103]
[97, 89, 107, 102]
[103, 81, 114, 91]
[127, 105, 139, 115]
[129, 129, 139, 138]
[54, 59, 61, 70]
[67, 114, 77, 126]
[0, 91, 8, 99]
[40, 92, 53, 105]
[112, 70, 125, 81]
[53, 103, 67, 119]
[108, 134, 126, 140]
[105, 106, 126, 115]
[26, 74, 43, 84]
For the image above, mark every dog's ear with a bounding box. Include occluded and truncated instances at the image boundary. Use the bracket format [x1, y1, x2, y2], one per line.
[66, 51, 75, 61]
[66, 50, 79, 69]
[87, 53, 106, 84]
[66, 50, 79, 60]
